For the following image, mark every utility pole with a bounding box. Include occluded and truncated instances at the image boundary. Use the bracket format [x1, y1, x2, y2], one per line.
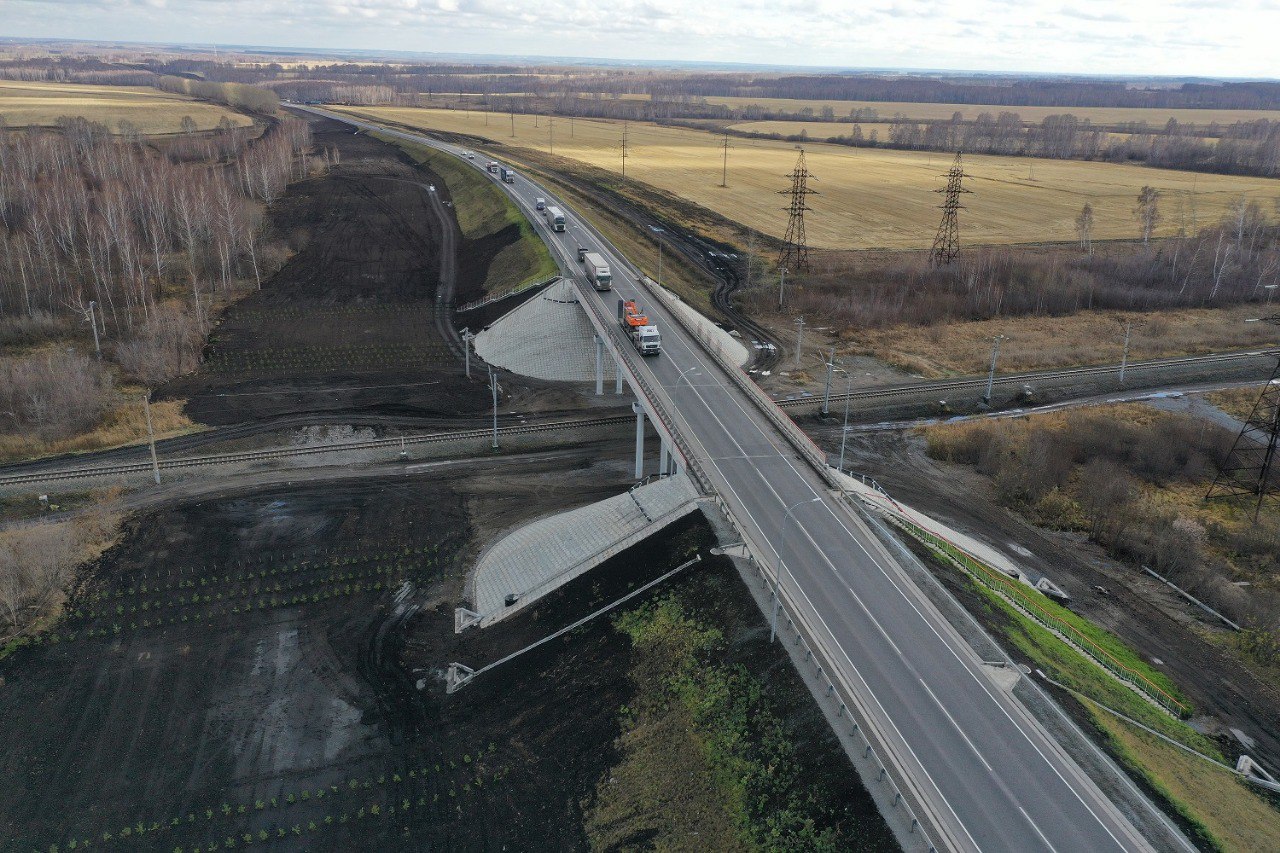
[1207, 315, 1280, 521]
[548, 117, 554, 155]
[778, 149, 817, 272]
[821, 349, 837, 415]
[777, 266, 788, 310]
[794, 317, 805, 370]
[930, 152, 972, 267]
[488, 367, 500, 449]
[143, 391, 161, 485]
[86, 300, 101, 359]
[838, 371, 854, 471]
[719, 133, 732, 187]
[620, 122, 629, 178]
[510, 108, 515, 138]
[983, 335, 1005, 404]
[1119, 320, 1133, 385]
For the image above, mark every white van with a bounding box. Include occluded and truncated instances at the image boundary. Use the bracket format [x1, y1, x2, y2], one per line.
[535, 198, 546, 211]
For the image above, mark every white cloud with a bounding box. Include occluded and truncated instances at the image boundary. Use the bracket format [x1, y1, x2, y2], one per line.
[0, 0, 1277, 77]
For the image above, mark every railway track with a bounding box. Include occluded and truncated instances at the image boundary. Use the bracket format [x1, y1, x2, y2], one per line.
[775, 348, 1276, 410]
[0, 415, 631, 489]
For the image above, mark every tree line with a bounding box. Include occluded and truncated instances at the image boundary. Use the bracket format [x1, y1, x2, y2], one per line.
[770, 211, 1280, 330]
[0, 114, 320, 441]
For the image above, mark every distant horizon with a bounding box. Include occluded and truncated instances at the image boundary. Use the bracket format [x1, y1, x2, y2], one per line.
[3, 0, 1278, 80]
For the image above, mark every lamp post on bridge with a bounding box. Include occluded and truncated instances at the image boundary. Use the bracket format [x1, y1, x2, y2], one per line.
[771, 496, 822, 643]
[650, 225, 665, 288]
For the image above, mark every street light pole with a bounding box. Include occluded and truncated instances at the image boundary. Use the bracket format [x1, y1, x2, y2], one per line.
[771, 496, 822, 643]
[983, 335, 1006, 404]
[650, 225, 666, 288]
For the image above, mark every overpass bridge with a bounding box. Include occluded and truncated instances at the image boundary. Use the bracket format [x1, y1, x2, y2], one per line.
[295, 105, 1185, 853]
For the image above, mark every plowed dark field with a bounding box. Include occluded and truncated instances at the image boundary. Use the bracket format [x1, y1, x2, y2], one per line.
[0, 452, 890, 851]
[165, 116, 486, 425]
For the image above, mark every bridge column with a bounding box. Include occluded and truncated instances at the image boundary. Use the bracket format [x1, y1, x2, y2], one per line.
[632, 401, 645, 480]
[614, 353, 624, 395]
[659, 439, 670, 477]
[595, 335, 604, 396]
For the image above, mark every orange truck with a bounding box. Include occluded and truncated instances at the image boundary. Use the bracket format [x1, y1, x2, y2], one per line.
[617, 299, 662, 356]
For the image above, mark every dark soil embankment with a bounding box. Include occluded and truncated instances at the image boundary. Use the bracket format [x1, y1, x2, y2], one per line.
[0, 442, 893, 850]
[163, 115, 487, 425]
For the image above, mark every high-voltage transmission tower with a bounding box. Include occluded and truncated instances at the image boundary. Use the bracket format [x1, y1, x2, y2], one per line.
[930, 152, 971, 267]
[778, 149, 818, 272]
[1206, 316, 1280, 522]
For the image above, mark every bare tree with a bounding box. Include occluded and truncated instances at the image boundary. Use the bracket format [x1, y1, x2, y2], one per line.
[1135, 186, 1161, 244]
[1075, 202, 1094, 254]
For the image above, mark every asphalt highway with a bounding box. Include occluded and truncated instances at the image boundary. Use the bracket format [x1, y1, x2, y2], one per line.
[297, 106, 1184, 852]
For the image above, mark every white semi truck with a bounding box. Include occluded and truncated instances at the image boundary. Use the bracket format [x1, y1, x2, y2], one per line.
[618, 298, 661, 356]
[544, 206, 566, 232]
[582, 251, 611, 290]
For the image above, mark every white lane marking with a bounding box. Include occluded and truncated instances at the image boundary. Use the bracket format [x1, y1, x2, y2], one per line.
[1020, 807, 1062, 853]
[920, 679, 995, 775]
[321, 113, 1136, 852]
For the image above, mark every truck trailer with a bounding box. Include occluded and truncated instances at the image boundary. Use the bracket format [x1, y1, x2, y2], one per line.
[500, 168, 516, 184]
[618, 299, 661, 356]
[544, 206, 566, 232]
[582, 252, 611, 290]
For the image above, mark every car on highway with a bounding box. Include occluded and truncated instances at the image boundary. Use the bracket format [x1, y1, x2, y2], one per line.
[464, 151, 475, 159]
[535, 197, 546, 211]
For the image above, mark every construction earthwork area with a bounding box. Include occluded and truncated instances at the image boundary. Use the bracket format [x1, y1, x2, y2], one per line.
[0, 114, 893, 850]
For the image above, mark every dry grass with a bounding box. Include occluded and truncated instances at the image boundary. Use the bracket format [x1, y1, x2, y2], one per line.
[0, 81, 251, 134]
[703, 95, 1280, 127]
[332, 106, 1280, 250]
[839, 304, 1280, 377]
[1205, 386, 1267, 421]
[1092, 709, 1280, 852]
[0, 397, 199, 464]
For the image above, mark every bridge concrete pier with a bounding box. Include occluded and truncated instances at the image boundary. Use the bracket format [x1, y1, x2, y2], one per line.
[633, 401, 646, 479]
[595, 335, 605, 395]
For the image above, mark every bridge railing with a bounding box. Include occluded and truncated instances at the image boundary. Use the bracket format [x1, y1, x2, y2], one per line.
[634, 277, 840, 489]
[569, 279, 714, 494]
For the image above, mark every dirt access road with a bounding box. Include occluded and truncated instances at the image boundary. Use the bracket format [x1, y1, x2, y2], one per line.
[832, 428, 1280, 770]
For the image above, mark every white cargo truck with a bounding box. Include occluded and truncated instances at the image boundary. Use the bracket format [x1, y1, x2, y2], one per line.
[544, 206, 566, 232]
[582, 251, 611, 291]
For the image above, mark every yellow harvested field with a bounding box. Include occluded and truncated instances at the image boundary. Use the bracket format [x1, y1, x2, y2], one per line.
[333, 105, 1280, 250]
[0, 81, 252, 135]
[702, 95, 1280, 127]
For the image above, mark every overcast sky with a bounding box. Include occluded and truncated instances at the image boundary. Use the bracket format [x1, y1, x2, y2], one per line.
[4, 0, 1279, 78]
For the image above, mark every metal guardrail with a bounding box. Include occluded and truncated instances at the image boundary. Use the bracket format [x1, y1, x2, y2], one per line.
[880, 510, 1190, 718]
[0, 416, 631, 488]
[569, 279, 714, 494]
[635, 277, 841, 489]
[708, 492, 944, 852]
[455, 275, 560, 313]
